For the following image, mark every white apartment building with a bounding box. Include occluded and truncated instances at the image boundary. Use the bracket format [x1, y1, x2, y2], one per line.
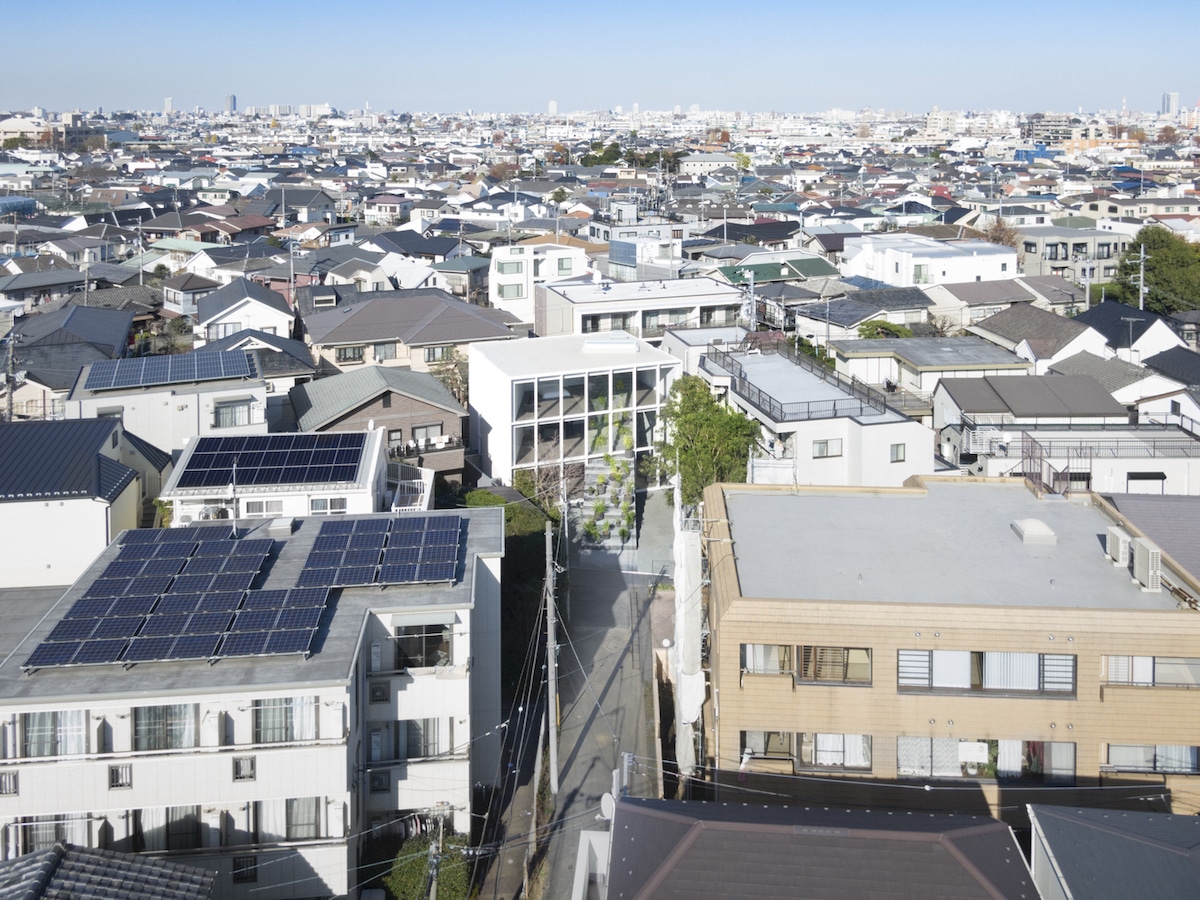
[0, 508, 504, 899]
[488, 240, 591, 324]
[469, 332, 680, 487]
[840, 234, 1016, 288]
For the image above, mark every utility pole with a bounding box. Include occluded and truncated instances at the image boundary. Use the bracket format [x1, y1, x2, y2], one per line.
[5, 332, 16, 422]
[544, 520, 560, 795]
[1138, 243, 1147, 311]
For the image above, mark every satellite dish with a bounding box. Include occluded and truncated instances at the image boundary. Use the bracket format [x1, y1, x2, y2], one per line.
[600, 792, 616, 821]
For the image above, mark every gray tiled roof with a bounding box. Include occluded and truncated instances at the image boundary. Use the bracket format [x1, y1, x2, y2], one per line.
[971, 303, 1089, 356]
[196, 277, 291, 323]
[937, 279, 1036, 306]
[0, 841, 215, 899]
[608, 798, 1035, 899]
[1143, 346, 1200, 388]
[940, 374, 1126, 417]
[1049, 351, 1152, 392]
[290, 365, 464, 431]
[304, 289, 516, 347]
[0, 420, 137, 502]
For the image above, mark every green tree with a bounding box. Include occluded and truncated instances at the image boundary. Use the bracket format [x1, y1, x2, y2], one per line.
[644, 375, 760, 505]
[733, 152, 751, 172]
[550, 186, 568, 204]
[1109, 225, 1200, 314]
[383, 832, 471, 900]
[857, 320, 914, 339]
[431, 346, 468, 405]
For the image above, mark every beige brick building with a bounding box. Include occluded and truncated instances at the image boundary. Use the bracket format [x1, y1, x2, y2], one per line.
[701, 479, 1200, 820]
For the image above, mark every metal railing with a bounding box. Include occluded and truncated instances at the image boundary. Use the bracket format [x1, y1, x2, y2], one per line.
[702, 340, 887, 423]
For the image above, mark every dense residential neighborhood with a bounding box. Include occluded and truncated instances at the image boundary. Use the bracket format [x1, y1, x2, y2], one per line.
[4, 83, 1200, 899]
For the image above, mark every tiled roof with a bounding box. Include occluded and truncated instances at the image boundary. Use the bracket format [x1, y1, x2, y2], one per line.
[0, 841, 215, 900]
[290, 365, 463, 431]
[0, 420, 137, 502]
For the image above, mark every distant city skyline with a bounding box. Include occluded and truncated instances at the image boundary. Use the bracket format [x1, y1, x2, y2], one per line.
[3, 0, 1196, 116]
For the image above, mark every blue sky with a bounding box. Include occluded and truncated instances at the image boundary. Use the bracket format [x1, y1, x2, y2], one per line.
[4, 0, 1196, 116]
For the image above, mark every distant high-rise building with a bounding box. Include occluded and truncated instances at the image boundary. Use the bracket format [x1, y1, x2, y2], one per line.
[632, 102, 640, 115]
[548, 99, 557, 116]
[163, 97, 172, 114]
[225, 93, 236, 114]
[1163, 91, 1179, 115]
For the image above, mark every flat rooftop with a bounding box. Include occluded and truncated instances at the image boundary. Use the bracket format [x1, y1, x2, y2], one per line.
[551, 276, 742, 305]
[830, 337, 1029, 370]
[0, 509, 504, 704]
[722, 481, 1178, 611]
[470, 331, 679, 377]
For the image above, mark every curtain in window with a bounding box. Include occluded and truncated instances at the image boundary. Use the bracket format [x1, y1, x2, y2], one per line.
[138, 807, 167, 851]
[173, 706, 196, 748]
[1043, 742, 1077, 784]
[293, 697, 316, 741]
[897, 736, 931, 777]
[1108, 744, 1155, 769]
[1156, 745, 1199, 772]
[287, 797, 319, 840]
[931, 651, 971, 689]
[983, 652, 1039, 691]
[742, 731, 766, 755]
[997, 740, 1024, 778]
[0, 715, 15, 760]
[844, 735, 871, 769]
[166, 806, 199, 851]
[256, 700, 291, 743]
[25, 817, 59, 853]
[23, 712, 55, 757]
[58, 710, 85, 756]
[815, 733, 844, 766]
[4, 817, 18, 859]
[260, 800, 288, 842]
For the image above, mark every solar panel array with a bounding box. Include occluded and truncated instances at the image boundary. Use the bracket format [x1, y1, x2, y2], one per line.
[22, 527, 331, 670]
[297, 515, 462, 588]
[176, 433, 367, 490]
[84, 351, 257, 392]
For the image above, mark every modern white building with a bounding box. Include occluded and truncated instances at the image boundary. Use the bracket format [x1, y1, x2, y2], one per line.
[535, 276, 744, 342]
[0, 507, 505, 899]
[840, 234, 1016, 288]
[159, 429, 389, 525]
[488, 239, 591, 324]
[66, 350, 270, 455]
[468, 332, 680, 487]
[696, 338, 935, 487]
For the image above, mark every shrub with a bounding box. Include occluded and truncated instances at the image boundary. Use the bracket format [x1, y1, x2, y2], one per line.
[383, 832, 472, 900]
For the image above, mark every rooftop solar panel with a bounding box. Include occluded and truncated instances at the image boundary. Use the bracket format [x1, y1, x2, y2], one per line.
[130, 575, 175, 595]
[378, 563, 419, 584]
[120, 529, 160, 545]
[265, 629, 314, 655]
[24, 642, 81, 668]
[234, 539, 274, 556]
[72, 639, 128, 665]
[218, 631, 269, 657]
[343, 549, 382, 567]
[221, 555, 265, 574]
[84, 578, 133, 599]
[182, 556, 225, 575]
[100, 559, 145, 580]
[196, 591, 246, 613]
[109, 596, 159, 617]
[154, 595, 203, 616]
[354, 518, 391, 534]
[418, 561, 457, 582]
[392, 516, 427, 533]
[91, 617, 145, 640]
[335, 566, 377, 586]
[46, 619, 98, 643]
[382, 546, 422, 566]
[241, 590, 289, 610]
[213, 572, 256, 593]
[187, 613, 234, 634]
[170, 574, 215, 594]
[297, 568, 337, 588]
[141, 614, 190, 636]
[286, 587, 330, 608]
[122, 636, 177, 663]
[276, 607, 322, 630]
[312, 535, 350, 553]
[140, 557, 187, 577]
[232, 609, 278, 632]
[176, 432, 366, 490]
[318, 519, 356, 536]
[348, 533, 387, 551]
[305, 551, 343, 569]
[84, 350, 257, 392]
[167, 634, 223, 660]
[64, 598, 116, 619]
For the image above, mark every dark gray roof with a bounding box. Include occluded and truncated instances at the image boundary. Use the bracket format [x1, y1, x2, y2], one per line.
[123, 429, 172, 473]
[0, 841, 215, 900]
[971, 303, 1089, 357]
[0, 420, 137, 502]
[1028, 805, 1200, 900]
[850, 286, 933, 310]
[607, 798, 1035, 900]
[1104, 493, 1200, 579]
[0, 270, 86, 294]
[1143, 346, 1200, 388]
[290, 365, 464, 431]
[303, 289, 517, 347]
[939, 374, 1127, 417]
[195, 277, 291, 323]
[1048, 351, 1153, 392]
[1016, 275, 1085, 306]
[202, 329, 316, 378]
[1074, 300, 1167, 349]
[36, 286, 160, 318]
[937, 279, 1036, 306]
[14, 306, 133, 358]
[794, 297, 882, 328]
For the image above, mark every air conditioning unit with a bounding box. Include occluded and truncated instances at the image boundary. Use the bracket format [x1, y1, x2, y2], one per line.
[1132, 537, 1162, 592]
[1106, 525, 1132, 566]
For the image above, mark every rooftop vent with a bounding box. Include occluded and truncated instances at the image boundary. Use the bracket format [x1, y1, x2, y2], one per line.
[1011, 518, 1056, 546]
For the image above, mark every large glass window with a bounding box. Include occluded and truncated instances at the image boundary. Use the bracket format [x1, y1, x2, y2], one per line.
[498, 283, 523, 299]
[213, 401, 251, 429]
[798, 646, 871, 684]
[133, 705, 197, 751]
[899, 737, 1075, 783]
[286, 797, 319, 840]
[1108, 744, 1200, 773]
[497, 261, 523, 275]
[22, 814, 88, 853]
[401, 718, 441, 759]
[740, 644, 793, 675]
[253, 697, 317, 744]
[799, 733, 872, 769]
[395, 624, 451, 669]
[335, 345, 364, 364]
[813, 439, 843, 459]
[22, 711, 85, 758]
[1107, 655, 1200, 686]
[898, 650, 1075, 695]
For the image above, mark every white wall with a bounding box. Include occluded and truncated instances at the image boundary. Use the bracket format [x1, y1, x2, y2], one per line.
[0, 497, 111, 588]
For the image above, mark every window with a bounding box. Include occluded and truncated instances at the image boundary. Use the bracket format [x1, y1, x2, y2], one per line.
[898, 650, 1075, 694]
[890, 443, 906, 463]
[1108, 744, 1200, 773]
[1107, 655, 1200, 686]
[740, 730, 794, 760]
[799, 733, 872, 769]
[557, 257, 573, 275]
[233, 756, 256, 781]
[740, 643, 793, 675]
[284, 797, 320, 840]
[395, 624, 451, 669]
[1000, 262, 1008, 272]
[0, 772, 16, 795]
[253, 697, 317, 744]
[166, 805, 201, 850]
[798, 646, 871, 684]
[498, 283, 524, 299]
[213, 400, 251, 429]
[244, 499, 283, 518]
[401, 719, 440, 758]
[22, 710, 86, 758]
[21, 814, 88, 853]
[497, 260, 523, 275]
[423, 346, 449, 363]
[370, 682, 389, 703]
[206, 322, 242, 341]
[335, 345, 364, 364]
[374, 342, 396, 361]
[812, 438, 843, 459]
[1023, 242, 1037, 255]
[310, 497, 348, 515]
[109, 764, 133, 789]
[412, 423, 443, 443]
[900, 737, 1074, 782]
[233, 856, 258, 883]
[369, 770, 391, 793]
[134, 705, 197, 751]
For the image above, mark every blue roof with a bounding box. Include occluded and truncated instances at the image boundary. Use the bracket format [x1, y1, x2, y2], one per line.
[0, 420, 137, 502]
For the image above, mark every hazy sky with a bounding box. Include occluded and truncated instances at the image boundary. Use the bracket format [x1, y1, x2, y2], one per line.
[4, 0, 1196, 116]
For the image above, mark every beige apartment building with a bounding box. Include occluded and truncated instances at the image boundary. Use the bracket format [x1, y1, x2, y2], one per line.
[701, 479, 1200, 819]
